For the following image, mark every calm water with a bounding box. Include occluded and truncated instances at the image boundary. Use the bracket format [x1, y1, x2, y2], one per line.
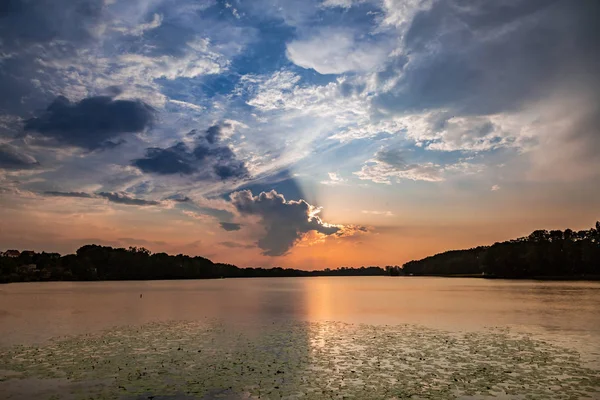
[1, 277, 600, 399]
[1, 277, 599, 346]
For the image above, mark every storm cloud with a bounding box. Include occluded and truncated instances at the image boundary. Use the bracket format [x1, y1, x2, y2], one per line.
[220, 222, 242, 231]
[375, 1, 600, 116]
[97, 192, 160, 206]
[133, 125, 249, 181]
[42, 190, 159, 206]
[24, 95, 155, 150]
[0, 0, 105, 50]
[230, 190, 341, 256]
[0, 144, 39, 170]
[44, 191, 93, 198]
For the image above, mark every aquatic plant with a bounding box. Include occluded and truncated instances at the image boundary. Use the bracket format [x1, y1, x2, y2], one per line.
[0, 320, 598, 399]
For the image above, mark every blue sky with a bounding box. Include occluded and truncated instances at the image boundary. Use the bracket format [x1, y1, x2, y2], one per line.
[0, 0, 599, 267]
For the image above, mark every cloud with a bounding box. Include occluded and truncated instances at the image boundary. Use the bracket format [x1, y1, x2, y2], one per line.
[354, 148, 445, 184]
[115, 38, 227, 81]
[286, 28, 389, 75]
[362, 210, 394, 217]
[205, 125, 223, 144]
[41, 190, 160, 207]
[354, 147, 487, 184]
[0, 144, 39, 170]
[370, 0, 600, 169]
[220, 222, 241, 231]
[97, 191, 159, 206]
[112, 13, 163, 36]
[132, 124, 249, 182]
[133, 143, 197, 175]
[44, 191, 93, 198]
[0, 0, 105, 51]
[491, 185, 500, 191]
[320, 172, 347, 186]
[24, 95, 155, 150]
[403, 113, 518, 152]
[230, 189, 344, 256]
[182, 210, 214, 222]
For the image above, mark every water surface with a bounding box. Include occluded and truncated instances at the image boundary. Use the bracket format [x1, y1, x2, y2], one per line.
[1, 277, 599, 399]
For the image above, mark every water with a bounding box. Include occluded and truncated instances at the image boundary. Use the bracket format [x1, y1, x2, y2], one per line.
[1, 277, 599, 345]
[1, 277, 599, 399]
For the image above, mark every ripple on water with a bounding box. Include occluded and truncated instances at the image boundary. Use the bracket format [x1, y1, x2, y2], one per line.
[0, 320, 598, 399]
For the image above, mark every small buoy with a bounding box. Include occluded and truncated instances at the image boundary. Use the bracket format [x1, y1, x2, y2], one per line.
[140, 294, 142, 298]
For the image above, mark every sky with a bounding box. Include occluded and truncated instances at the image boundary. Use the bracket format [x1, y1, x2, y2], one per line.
[0, 0, 599, 269]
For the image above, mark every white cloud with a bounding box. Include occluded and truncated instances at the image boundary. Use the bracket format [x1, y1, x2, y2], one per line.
[244, 72, 371, 122]
[491, 185, 500, 191]
[168, 99, 205, 112]
[378, 0, 432, 30]
[321, 0, 364, 9]
[354, 147, 485, 184]
[355, 159, 444, 184]
[286, 29, 389, 74]
[361, 210, 394, 216]
[320, 172, 347, 185]
[116, 38, 227, 80]
[182, 210, 216, 223]
[111, 13, 163, 36]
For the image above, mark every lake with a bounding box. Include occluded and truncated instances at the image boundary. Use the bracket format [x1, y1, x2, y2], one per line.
[1, 277, 599, 399]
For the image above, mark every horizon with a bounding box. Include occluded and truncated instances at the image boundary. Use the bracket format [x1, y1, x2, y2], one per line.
[2, 220, 598, 272]
[1, 1, 599, 269]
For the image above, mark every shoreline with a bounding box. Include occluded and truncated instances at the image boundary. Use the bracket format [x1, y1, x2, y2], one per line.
[404, 274, 600, 281]
[3, 274, 600, 284]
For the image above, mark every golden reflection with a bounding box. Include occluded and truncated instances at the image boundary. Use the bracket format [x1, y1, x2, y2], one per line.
[303, 278, 335, 350]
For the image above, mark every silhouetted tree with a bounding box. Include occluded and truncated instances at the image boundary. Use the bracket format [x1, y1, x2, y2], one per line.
[0, 245, 386, 282]
[403, 222, 600, 279]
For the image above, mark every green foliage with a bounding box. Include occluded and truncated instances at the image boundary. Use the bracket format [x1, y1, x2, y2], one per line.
[403, 222, 600, 278]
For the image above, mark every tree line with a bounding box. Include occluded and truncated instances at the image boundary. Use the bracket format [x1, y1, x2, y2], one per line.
[0, 244, 387, 283]
[402, 222, 600, 279]
[3, 221, 598, 283]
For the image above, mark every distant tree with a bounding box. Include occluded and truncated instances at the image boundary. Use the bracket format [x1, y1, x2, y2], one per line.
[402, 222, 600, 279]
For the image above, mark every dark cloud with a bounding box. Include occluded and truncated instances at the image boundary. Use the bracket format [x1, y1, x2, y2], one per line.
[374, 0, 600, 116]
[235, 169, 311, 205]
[166, 195, 192, 203]
[42, 190, 159, 207]
[0, 144, 39, 169]
[133, 143, 197, 175]
[220, 222, 241, 231]
[205, 124, 223, 144]
[0, 1, 108, 115]
[44, 191, 93, 198]
[97, 192, 160, 206]
[0, 0, 105, 50]
[133, 124, 249, 181]
[24, 95, 155, 150]
[214, 162, 249, 180]
[230, 190, 341, 256]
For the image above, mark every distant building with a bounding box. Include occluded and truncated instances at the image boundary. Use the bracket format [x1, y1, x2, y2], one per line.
[21, 250, 35, 257]
[2, 250, 20, 258]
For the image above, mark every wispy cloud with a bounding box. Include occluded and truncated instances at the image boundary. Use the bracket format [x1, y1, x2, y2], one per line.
[320, 172, 347, 186]
[362, 210, 394, 217]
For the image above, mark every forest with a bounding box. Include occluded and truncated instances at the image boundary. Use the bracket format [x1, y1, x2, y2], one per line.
[2, 222, 599, 283]
[0, 244, 387, 283]
[402, 222, 600, 279]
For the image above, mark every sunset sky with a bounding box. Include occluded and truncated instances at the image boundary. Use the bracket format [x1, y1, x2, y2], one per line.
[0, 0, 598, 269]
